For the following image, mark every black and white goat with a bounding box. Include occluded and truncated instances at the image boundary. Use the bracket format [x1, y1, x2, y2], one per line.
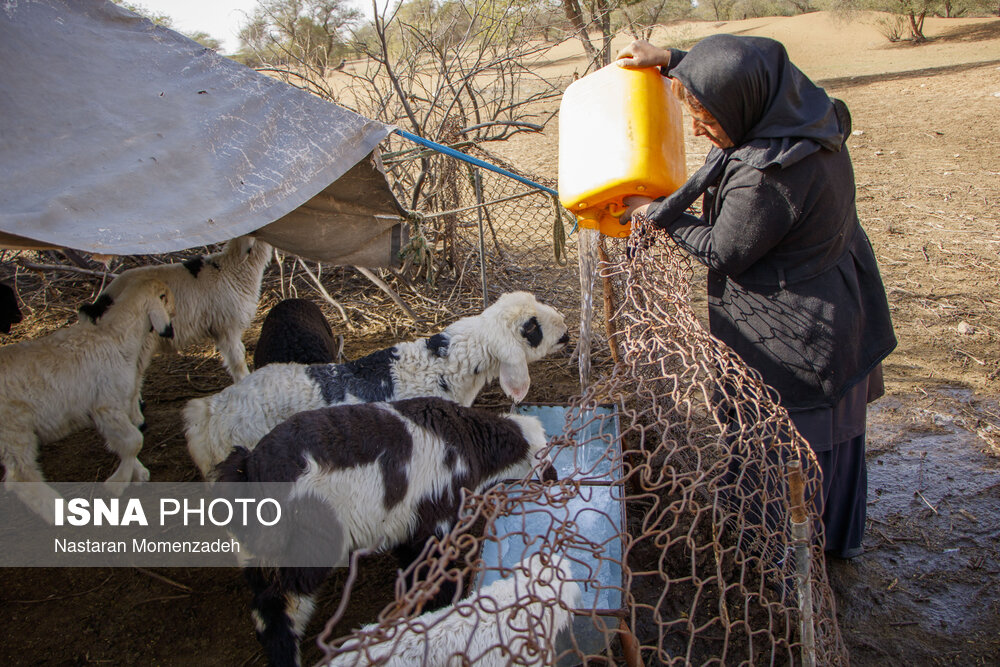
[80, 235, 271, 382]
[0, 281, 22, 334]
[253, 298, 340, 369]
[185, 291, 569, 478]
[324, 554, 581, 667]
[0, 278, 174, 520]
[215, 396, 555, 667]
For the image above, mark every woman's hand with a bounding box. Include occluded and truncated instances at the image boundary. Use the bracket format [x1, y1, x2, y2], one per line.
[616, 40, 671, 70]
[622, 195, 656, 224]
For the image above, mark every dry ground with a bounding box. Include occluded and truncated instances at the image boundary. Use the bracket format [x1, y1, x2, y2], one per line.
[1, 11, 999, 666]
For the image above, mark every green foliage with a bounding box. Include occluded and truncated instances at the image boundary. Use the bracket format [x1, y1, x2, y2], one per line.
[238, 0, 362, 71]
[185, 31, 224, 51]
[618, 0, 695, 40]
[115, 1, 227, 53]
[393, 0, 474, 55]
[831, 0, 938, 41]
[695, 0, 740, 19]
[731, 0, 802, 17]
[113, 1, 174, 27]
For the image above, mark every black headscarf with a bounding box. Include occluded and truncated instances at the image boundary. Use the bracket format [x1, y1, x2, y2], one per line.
[648, 35, 850, 227]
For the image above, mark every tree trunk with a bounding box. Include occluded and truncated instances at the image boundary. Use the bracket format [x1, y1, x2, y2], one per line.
[908, 10, 927, 42]
[561, 0, 599, 65]
[596, 0, 613, 66]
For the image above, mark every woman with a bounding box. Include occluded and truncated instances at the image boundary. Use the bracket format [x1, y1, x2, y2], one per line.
[617, 35, 896, 559]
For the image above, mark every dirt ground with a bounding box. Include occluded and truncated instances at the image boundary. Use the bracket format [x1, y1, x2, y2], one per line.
[2, 11, 999, 666]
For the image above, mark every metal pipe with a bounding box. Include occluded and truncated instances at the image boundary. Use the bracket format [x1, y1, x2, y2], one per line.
[473, 170, 489, 308]
[394, 129, 559, 197]
[787, 459, 816, 667]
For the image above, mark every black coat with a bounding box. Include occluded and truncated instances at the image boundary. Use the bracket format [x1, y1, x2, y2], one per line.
[644, 36, 896, 410]
[661, 144, 896, 410]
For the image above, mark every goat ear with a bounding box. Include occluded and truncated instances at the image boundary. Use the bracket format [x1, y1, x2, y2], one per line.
[520, 316, 543, 348]
[498, 345, 530, 403]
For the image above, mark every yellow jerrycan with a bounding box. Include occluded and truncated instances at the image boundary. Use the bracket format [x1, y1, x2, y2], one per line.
[558, 64, 686, 238]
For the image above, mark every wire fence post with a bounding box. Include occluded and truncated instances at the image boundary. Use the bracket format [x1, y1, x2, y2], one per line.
[473, 169, 489, 308]
[787, 459, 817, 667]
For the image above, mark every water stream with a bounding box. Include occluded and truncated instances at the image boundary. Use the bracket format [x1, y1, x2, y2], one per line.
[577, 227, 600, 391]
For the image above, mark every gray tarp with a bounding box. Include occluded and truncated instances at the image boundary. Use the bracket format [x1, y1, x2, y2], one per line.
[0, 0, 407, 266]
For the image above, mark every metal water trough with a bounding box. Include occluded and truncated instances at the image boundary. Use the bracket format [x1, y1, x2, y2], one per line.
[477, 403, 638, 665]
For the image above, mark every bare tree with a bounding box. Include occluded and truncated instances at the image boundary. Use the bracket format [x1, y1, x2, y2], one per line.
[343, 0, 567, 273]
[619, 0, 694, 41]
[562, 0, 600, 63]
[895, 0, 933, 40]
[702, 0, 739, 20]
[831, 0, 954, 42]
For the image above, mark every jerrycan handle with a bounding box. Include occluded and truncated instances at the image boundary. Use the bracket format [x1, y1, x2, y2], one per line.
[606, 202, 628, 217]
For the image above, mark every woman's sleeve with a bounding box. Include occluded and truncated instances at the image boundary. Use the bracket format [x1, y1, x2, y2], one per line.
[658, 181, 798, 278]
[660, 49, 688, 76]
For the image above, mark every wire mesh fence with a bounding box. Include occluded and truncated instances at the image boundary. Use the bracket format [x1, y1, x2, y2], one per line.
[382, 141, 579, 307]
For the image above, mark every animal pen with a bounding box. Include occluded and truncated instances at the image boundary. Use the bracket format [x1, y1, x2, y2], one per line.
[0, 141, 849, 665]
[310, 142, 850, 665]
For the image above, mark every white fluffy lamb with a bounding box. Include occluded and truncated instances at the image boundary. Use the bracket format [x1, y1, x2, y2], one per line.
[325, 553, 581, 667]
[184, 291, 569, 478]
[80, 235, 271, 382]
[0, 278, 174, 520]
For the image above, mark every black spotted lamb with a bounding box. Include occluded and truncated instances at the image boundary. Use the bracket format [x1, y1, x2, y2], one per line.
[184, 291, 569, 478]
[214, 396, 555, 667]
[253, 298, 339, 369]
[80, 235, 271, 382]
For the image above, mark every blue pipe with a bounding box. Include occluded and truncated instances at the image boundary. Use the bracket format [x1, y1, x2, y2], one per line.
[393, 128, 559, 197]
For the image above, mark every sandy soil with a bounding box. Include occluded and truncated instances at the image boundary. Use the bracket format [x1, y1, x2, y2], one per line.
[1, 11, 999, 666]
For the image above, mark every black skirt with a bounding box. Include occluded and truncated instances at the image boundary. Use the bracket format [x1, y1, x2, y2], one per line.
[788, 367, 880, 559]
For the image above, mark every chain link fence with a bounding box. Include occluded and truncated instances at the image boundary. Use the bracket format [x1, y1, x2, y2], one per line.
[382, 140, 580, 310]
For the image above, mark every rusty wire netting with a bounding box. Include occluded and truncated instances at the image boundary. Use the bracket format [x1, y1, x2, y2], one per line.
[312, 217, 848, 665]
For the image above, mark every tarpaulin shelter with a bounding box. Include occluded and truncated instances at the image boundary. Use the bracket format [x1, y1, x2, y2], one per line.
[0, 0, 407, 267]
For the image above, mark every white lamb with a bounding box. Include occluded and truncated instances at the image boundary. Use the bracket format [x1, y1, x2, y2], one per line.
[79, 235, 271, 382]
[184, 291, 569, 478]
[325, 553, 581, 667]
[0, 278, 174, 521]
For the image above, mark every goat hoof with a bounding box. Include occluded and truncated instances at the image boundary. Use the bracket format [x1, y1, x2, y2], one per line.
[132, 463, 151, 484]
[15, 484, 62, 525]
[104, 480, 130, 496]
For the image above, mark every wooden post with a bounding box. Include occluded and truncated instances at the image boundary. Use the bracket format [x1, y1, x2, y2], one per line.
[598, 238, 621, 365]
[618, 617, 644, 667]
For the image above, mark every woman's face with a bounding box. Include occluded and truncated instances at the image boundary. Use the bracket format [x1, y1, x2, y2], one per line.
[671, 78, 734, 149]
